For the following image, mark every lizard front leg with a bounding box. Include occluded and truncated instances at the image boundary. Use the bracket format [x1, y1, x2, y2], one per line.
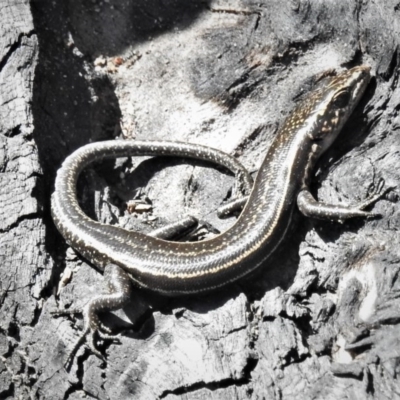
[297, 178, 393, 221]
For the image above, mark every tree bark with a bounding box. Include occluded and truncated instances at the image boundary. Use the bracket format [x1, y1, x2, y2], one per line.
[1, 0, 400, 399]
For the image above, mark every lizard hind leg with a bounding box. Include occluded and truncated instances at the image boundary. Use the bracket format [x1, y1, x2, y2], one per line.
[60, 217, 207, 367]
[59, 263, 133, 367]
[58, 214, 201, 367]
[85, 262, 133, 340]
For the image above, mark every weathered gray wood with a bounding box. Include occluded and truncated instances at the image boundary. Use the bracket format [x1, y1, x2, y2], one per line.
[0, 1, 54, 399]
[1, 0, 400, 399]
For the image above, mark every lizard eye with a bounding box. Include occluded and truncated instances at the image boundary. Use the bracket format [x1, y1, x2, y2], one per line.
[332, 90, 351, 109]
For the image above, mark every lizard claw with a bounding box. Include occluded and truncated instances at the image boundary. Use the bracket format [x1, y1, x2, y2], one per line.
[53, 304, 119, 368]
[366, 177, 385, 197]
[97, 329, 121, 343]
[365, 211, 382, 219]
[63, 322, 117, 369]
[51, 307, 82, 317]
[357, 178, 394, 211]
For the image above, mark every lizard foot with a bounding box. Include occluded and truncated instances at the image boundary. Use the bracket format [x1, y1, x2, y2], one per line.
[53, 304, 121, 368]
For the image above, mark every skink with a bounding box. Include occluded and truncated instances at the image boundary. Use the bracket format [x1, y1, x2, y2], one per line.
[52, 66, 385, 358]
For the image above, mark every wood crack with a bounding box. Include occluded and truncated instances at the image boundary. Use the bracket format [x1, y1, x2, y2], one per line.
[0, 30, 35, 74]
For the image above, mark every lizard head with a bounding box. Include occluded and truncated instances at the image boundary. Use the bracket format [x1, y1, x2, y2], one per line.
[283, 65, 371, 155]
[304, 65, 371, 151]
